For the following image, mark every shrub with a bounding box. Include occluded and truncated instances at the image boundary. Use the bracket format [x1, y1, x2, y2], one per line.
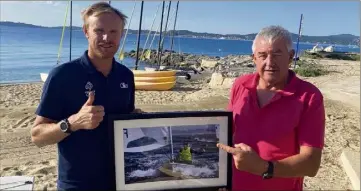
[294, 61, 329, 77]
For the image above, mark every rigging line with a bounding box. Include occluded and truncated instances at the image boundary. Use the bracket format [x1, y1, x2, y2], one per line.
[147, 18, 162, 51]
[154, 2, 169, 55]
[170, 1, 179, 63]
[140, 2, 162, 59]
[160, 1, 172, 50]
[160, 4, 177, 50]
[118, 0, 137, 62]
[147, 5, 176, 52]
[56, 0, 70, 65]
[145, 2, 172, 53]
[157, 1, 166, 68]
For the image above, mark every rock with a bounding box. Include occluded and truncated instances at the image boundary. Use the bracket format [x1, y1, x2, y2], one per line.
[208, 73, 224, 88]
[201, 59, 219, 69]
[208, 72, 236, 89]
[222, 77, 236, 88]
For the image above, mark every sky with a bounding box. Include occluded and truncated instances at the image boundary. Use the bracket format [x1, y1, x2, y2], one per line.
[0, 1, 360, 36]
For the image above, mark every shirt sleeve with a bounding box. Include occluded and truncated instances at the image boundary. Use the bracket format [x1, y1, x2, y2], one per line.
[297, 92, 326, 149]
[35, 68, 64, 121]
[227, 82, 236, 111]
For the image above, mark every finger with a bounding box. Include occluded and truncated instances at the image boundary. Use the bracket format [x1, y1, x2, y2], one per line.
[91, 113, 104, 121]
[234, 143, 251, 151]
[217, 143, 238, 155]
[93, 112, 105, 118]
[90, 106, 104, 113]
[84, 91, 95, 106]
[90, 121, 100, 129]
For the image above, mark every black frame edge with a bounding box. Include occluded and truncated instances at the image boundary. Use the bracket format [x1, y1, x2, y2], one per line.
[108, 110, 233, 191]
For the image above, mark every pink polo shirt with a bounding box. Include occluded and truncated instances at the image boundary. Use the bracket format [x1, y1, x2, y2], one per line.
[228, 70, 325, 191]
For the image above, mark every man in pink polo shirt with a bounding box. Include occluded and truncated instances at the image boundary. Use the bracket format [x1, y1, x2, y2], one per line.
[217, 25, 325, 190]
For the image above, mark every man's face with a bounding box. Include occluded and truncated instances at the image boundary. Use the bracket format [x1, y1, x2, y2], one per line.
[252, 37, 294, 86]
[83, 12, 124, 59]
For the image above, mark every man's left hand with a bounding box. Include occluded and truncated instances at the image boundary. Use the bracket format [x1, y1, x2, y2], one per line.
[217, 143, 267, 175]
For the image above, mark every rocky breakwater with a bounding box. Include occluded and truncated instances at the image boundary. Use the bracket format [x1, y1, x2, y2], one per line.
[125, 49, 256, 88]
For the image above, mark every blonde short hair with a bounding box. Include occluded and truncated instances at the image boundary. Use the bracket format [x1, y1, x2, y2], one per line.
[81, 2, 127, 29]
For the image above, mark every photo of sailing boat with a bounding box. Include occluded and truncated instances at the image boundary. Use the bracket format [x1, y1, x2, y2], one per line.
[123, 124, 220, 185]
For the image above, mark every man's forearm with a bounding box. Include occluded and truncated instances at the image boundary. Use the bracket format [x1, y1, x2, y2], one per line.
[31, 122, 69, 147]
[256, 153, 320, 178]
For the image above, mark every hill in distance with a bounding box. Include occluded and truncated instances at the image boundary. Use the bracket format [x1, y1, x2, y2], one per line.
[1, 21, 359, 46]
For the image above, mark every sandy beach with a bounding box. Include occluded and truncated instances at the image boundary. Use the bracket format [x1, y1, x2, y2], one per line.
[0, 58, 359, 190]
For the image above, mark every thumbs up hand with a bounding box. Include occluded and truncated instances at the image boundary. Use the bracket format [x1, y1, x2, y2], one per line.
[67, 91, 105, 131]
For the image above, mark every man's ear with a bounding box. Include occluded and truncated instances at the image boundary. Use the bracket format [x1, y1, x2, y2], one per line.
[83, 25, 89, 39]
[289, 49, 295, 61]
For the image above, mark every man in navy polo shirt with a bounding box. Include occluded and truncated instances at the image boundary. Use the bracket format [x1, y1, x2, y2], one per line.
[31, 2, 137, 190]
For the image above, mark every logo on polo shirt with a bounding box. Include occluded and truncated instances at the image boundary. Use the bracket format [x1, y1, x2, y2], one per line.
[120, 82, 128, 89]
[85, 81, 95, 97]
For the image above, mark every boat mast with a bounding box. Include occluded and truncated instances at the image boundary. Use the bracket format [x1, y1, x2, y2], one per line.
[157, 1, 165, 68]
[135, 1, 144, 70]
[293, 14, 303, 68]
[160, 1, 172, 50]
[169, 1, 179, 63]
[69, 1, 72, 61]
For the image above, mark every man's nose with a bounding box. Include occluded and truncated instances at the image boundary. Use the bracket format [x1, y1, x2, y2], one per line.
[102, 34, 108, 41]
[265, 54, 276, 66]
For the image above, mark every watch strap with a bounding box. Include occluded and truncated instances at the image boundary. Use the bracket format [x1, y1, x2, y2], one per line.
[262, 161, 274, 179]
[63, 118, 72, 134]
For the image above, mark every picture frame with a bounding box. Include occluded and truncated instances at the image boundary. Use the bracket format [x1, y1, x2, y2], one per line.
[108, 111, 233, 191]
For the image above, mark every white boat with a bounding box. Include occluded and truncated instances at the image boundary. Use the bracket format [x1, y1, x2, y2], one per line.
[0, 176, 34, 190]
[309, 43, 324, 53]
[324, 45, 334, 52]
[40, 73, 48, 82]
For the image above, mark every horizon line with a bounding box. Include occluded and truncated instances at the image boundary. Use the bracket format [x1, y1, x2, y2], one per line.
[1, 20, 359, 37]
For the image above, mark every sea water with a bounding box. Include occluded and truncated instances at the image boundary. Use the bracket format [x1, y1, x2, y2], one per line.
[1, 25, 359, 84]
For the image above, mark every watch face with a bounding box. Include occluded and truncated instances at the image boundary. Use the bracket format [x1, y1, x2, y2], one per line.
[60, 121, 68, 131]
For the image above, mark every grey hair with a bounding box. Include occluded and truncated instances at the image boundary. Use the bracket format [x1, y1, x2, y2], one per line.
[251, 25, 293, 53]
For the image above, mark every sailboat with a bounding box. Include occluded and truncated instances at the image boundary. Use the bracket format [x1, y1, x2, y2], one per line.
[123, 127, 169, 153]
[123, 125, 201, 179]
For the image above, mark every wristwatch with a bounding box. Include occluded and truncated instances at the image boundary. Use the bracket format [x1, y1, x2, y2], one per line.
[262, 161, 274, 179]
[60, 118, 72, 134]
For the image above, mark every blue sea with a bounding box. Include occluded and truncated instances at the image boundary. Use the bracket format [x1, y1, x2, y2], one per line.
[1, 25, 359, 84]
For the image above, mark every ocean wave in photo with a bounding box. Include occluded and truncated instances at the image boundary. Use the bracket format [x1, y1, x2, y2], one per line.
[124, 125, 220, 185]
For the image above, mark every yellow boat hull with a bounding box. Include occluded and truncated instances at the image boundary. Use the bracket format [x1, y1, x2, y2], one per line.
[132, 70, 176, 77]
[135, 81, 176, 91]
[134, 76, 176, 83]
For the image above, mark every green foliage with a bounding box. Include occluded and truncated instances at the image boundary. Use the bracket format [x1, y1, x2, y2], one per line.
[294, 61, 329, 77]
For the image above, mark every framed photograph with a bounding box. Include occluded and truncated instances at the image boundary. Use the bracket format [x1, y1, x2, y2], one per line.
[108, 111, 233, 191]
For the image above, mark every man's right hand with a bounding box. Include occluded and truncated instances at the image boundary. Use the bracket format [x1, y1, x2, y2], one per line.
[68, 91, 105, 131]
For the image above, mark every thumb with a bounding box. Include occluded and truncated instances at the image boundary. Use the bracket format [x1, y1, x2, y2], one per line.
[84, 91, 94, 106]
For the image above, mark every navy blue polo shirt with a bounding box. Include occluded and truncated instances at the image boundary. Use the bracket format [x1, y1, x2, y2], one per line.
[36, 50, 135, 190]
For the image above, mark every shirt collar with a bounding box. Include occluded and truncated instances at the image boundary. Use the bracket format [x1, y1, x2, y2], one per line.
[242, 69, 299, 96]
[80, 50, 118, 74]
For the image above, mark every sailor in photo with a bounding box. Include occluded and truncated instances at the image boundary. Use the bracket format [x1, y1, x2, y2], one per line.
[31, 2, 142, 190]
[176, 143, 206, 164]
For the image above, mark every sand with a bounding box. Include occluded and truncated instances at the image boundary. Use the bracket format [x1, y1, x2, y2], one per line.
[0, 59, 359, 190]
